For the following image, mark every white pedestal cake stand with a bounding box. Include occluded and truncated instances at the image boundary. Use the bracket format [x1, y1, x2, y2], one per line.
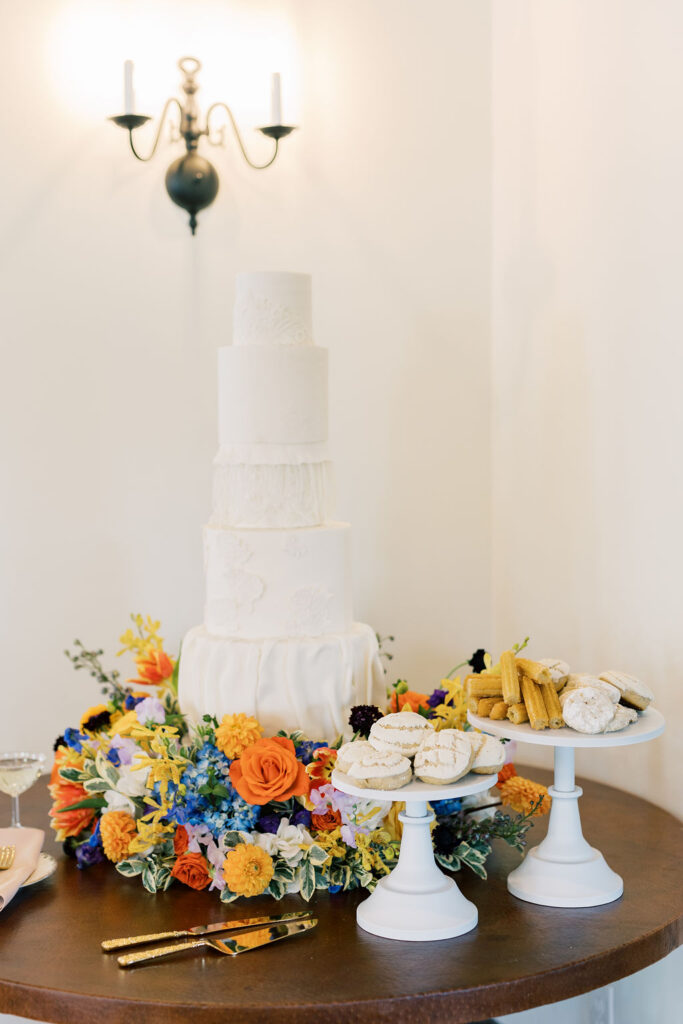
[467, 707, 665, 908]
[331, 768, 494, 941]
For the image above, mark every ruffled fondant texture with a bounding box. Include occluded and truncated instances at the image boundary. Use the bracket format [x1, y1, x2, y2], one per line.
[178, 624, 385, 743]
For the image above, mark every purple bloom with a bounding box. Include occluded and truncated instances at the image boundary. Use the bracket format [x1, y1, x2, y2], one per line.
[135, 696, 165, 725]
[291, 807, 312, 828]
[427, 688, 447, 708]
[75, 841, 105, 869]
[256, 813, 282, 834]
[108, 734, 139, 767]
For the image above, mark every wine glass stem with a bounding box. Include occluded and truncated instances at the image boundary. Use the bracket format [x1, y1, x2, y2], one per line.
[11, 795, 21, 828]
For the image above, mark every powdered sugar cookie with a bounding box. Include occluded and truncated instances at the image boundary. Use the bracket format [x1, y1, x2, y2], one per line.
[347, 749, 413, 790]
[413, 730, 473, 785]
[599, 670, 654, 711]
[369, 711, 434, 758]
[603, 705, 638, 733]
[539, 659, 571, 690]
[470, 734, 505, 774]
[561, 687, 615, 734]
[336, 740, 377, 775]
[561, 674, 620, 704]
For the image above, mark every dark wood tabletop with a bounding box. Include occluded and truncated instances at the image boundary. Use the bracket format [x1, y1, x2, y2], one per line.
[0, 768, 681, 1024]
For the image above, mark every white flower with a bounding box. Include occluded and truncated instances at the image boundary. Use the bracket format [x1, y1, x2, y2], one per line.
[116, 759, 151, 798]
[273, 819, 314, 867]
[104, 790, 136, 816]
[253, 832, 279, 857]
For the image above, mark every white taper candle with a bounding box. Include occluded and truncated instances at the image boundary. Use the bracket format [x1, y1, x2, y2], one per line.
[270, 72, 282, 125]
[124, 60, 135, 114]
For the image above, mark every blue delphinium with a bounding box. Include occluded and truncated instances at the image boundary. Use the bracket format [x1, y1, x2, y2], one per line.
[431, 798, 463, 817]
[175, 741, 260, 839]
[63, 727, 86, 753]
[75, 820, 104, 869]
[294, 739, 326, 765]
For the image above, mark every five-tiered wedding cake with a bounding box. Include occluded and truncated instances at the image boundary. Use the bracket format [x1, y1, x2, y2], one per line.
[178, 272, 385, 741]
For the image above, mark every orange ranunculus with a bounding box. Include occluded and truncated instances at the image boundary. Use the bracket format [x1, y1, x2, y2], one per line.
[229, 736, 310, 806]
[173, 825, 189, 856]
[223, 844, 274, 897]
[215, 713, 263, 760]
[100, 811, 138, 863]
[49, 781, 96, 840]
[305, 747, 338, 789]
[390, 689, 431, 713]
[171, 851, 211, 890]
[311, 808, 342, 831]
[129, 649, 174, 686]
[495, 762, 517, 789]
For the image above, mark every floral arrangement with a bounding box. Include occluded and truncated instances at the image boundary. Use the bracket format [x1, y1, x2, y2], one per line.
[49, 616, 549, 902]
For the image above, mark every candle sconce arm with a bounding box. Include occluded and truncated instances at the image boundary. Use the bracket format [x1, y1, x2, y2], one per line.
[114, 98, 184, 162]
[205, 102, 280, 170]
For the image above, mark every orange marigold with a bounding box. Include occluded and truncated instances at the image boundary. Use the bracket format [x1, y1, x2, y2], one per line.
[100, 810, 138, 863]
[223, 843, 274, 898]
[498, 776, 551, 816]
[215, 713, 263, 760]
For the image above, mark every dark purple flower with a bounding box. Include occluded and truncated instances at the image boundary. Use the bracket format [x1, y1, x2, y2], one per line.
[427, 688, 447, 708]
[291, 807, 312, 828]
[468, 649, 488, 673]
[81, 709, 112, 733]
[348, 704, 384, 739]
[256, 813, 282, 834]
[53, 735, 66, 752]
[75, 841, 105, 869]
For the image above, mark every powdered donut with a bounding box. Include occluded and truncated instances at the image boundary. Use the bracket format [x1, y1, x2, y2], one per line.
[599, 670, 654, 711]
[413, 730, 473, 785]
[369, 711, 434, 758]
[561, 674, 620, 704]
[561, 687, 615, 734]
[336, 740, 377, 775]
[539, 659, 571, 690]
[347, 749, 413, 790]
[603, 705, 638, 733]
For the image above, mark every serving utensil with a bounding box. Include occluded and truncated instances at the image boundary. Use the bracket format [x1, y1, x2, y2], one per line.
[0, 845, 16, 870]
[117, 917, 317, 967]
[102, 909, 313, 951]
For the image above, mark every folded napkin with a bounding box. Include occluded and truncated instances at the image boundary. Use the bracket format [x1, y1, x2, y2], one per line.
[0, 827, 44, 912]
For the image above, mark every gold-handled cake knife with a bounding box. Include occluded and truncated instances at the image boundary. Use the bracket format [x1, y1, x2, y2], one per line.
[102, 910, 313, 951]
[117, 918, 317, 967]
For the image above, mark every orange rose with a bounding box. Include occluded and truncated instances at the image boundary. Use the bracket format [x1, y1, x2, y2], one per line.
[229, 736, 310, 806]
[311, 808, 342, 831]
[129, 649, 174, 686]
[173, 825, 189, 855]
[390, 689, 431, 713]
[171, 851, 211, 890]
[49, 781, 96, 840]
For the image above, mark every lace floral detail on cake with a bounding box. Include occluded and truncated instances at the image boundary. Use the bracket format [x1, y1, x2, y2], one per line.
[286, 586, 334, 636]
[281, 533, 308, 560]
[211, 462, 333, 529]
[205, 533, 264, 632]
[234, 292, 312, 346]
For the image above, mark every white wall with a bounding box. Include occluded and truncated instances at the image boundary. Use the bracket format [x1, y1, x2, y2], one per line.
[492, 1, 683, 1019]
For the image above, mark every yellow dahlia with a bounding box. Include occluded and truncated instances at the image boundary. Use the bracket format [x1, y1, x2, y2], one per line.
[498, 776, 551, 816]
[100, 811, 138, 863]
[222, 843, 274, 897]
[215, 713, 263, 759]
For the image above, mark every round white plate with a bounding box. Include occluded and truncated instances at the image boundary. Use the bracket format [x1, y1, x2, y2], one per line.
[331, 768, 495, 803]
[20, 852, 57, 888]
[467, 705, 665, 748]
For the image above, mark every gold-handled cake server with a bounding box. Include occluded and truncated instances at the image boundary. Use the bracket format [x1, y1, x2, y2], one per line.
[102, 910, 313, 951]
[117, 917, 317, 967]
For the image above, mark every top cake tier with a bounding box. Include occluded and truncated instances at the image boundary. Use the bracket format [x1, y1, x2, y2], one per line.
[233, 272, 313, 347]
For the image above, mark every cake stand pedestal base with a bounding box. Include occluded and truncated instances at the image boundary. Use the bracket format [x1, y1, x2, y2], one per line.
[331, 770, 494, 942]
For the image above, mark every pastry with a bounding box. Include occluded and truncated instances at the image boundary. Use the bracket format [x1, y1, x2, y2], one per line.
[347, 749, 413, 790]
[476, 697, 499, 716]
[368, 711, 434, 758]
[561, 674, 620, 704]
[413, 730, 473, 785]
[464, 731, 486, 755]
[336, 739, 377, 775]
[539, 658, 571, 690]
[507, 702, 529, 724]
[466, 676, 503, 699]
[515, 658, 551, 686]
[599, 670, 654, 711]
[561, 687, 615, 734]
[539, 682, 564, 729]
[603, 705, 638, 733]
[469, 734, 505, 774]
[489, 700, 508, 720]
[500, 650, 521, 705]
[520, 676, 549, 730]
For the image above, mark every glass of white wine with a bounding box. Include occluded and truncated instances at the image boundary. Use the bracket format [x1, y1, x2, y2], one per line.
[0, 752, 46, 827]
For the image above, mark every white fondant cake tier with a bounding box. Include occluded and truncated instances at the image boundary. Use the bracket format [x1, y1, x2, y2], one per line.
[234, 272, 312, 347]
[211, 459, 334, 529]
[204, 523, 352, 638]
[178, 623, 385, 742]
[218, 346, 328, 445]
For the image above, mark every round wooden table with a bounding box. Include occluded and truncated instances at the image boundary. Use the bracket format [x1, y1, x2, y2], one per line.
[0, 769, 681, 1024]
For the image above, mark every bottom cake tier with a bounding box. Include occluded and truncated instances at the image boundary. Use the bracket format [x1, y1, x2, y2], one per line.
[178, 622, 385, 743]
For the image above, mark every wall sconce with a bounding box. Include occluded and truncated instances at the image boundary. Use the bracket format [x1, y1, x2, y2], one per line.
[109, 57, 296, 234]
